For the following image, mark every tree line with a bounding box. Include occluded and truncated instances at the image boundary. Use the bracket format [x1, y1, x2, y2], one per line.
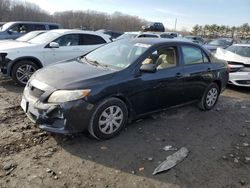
[1, 0, 249, 37]
[192, 24, 250, 39]
[0, 0, 147, 31]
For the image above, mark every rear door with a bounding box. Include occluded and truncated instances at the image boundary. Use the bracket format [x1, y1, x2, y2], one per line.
[79, 34, 107, 55]
[129, 45, 185, 115]
[180, 45, 213, 102]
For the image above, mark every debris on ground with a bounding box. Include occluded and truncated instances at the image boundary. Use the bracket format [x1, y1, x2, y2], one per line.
[153, 147, 189, 175]
[147, 157, 153, 161]
[139, 167, 145, 172]
[239, 179, 246, 186]
[245, 157, 250, 163]
[239, 133, 247, 137]
[243, 143, 249, 147]
[234, 158, 239, 163]
[100, 146, 108, 150]
[162, 145, 178, 151]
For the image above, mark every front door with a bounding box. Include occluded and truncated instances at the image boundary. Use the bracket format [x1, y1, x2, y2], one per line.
[129, 46, 185, 115]
[43, 34, 83, 66]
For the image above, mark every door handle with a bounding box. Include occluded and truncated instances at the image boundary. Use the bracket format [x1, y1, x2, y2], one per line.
[207, 68, 212, 71]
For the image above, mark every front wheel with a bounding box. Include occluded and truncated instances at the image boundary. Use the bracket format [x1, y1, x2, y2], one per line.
[88, 98, 128, 140]
[11, 60, 38, 86]
[199, 83, 220, 111]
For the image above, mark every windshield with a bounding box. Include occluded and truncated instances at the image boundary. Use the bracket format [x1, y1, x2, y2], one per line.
[226, 45, 250, 58]
[0, 22, 13, 31]
[29, 32, 61, 44]
[84, 39, 151, 69]
[16, 31, 45, 42]
[208, 39, 232, 46]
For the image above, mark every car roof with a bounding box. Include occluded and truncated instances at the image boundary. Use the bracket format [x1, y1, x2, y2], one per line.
[130, 38, 195, 46]
[48, 29, 107, 35]
[47, 29, 111, 41]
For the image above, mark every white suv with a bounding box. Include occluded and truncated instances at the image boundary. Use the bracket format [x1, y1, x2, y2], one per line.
[0, 29, 111, 85]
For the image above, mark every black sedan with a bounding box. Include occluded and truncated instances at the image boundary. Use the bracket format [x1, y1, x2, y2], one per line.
[21, 38, 229, 140]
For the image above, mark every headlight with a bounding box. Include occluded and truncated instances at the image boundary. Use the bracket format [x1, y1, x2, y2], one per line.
[48, 89, 91, 103]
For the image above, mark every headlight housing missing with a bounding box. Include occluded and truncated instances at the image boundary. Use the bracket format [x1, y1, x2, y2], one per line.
[0, 53, 7, 62]
[48, 89, 91, 103]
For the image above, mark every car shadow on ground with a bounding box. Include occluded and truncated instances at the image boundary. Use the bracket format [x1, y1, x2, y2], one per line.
[53, 96, 250, 187]
[0, 76, 23, 93]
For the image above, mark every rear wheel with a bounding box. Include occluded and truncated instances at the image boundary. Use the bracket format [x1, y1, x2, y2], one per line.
[11, 60, 38, 86]
[88, 98, 128, 140]
[199, 83, 219, 110]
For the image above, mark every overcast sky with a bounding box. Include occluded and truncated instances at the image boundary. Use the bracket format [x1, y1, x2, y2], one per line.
[24, 0, 250, 31]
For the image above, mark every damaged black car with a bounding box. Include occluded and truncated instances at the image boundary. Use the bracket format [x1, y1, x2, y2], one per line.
[21, 38, 229, 140]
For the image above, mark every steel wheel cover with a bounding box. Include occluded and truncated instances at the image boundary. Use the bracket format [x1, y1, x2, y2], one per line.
[98, 105, 124, 135]
[206, 87, 218, 107]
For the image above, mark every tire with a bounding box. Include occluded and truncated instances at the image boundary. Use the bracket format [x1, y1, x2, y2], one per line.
[11, 60, 39, 86]
[88, 98, 128, 140]
[199, 83, 220, 111]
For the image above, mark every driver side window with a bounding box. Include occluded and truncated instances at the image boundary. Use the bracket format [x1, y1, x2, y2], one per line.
[142, 46, 177, 70]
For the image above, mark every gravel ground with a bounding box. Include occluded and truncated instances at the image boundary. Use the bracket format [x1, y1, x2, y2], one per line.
[0, 75, 249, 188]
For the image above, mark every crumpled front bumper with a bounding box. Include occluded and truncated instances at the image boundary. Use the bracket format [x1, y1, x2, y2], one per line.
[0, 53, 9, 74]
[229, 72, 250, 87]
[21, 82, 96, 134]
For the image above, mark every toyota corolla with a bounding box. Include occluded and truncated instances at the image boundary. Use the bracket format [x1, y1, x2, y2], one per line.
[21, 38, 229, 140]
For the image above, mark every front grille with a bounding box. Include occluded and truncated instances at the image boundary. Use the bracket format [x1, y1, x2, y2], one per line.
[27, 84, 45, 99]
[236, 80, 250, 85]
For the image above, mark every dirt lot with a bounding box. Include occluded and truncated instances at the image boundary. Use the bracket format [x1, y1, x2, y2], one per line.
[0, 74, 249, 188]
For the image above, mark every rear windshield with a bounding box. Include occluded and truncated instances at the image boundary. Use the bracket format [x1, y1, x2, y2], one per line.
[29, 32, 61, 44]
[0, 22, 13, 31]
[16, 31, 45, 42]
[227, 45, 250, 58]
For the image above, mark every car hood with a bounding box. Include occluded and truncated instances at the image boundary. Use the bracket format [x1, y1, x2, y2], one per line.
[215, 48, 250, 65]
[0, 39, 14, 44]
[0, 41, 38, 51]
[32, 59, 116, 90]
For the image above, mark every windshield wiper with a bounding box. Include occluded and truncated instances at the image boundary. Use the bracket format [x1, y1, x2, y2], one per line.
[84, 57, 109, 69]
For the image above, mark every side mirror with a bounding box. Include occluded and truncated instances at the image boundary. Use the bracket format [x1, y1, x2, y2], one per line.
[49, 42, 59, 48]
[140, 64, 157, 73]
[8, 30, 13, 34]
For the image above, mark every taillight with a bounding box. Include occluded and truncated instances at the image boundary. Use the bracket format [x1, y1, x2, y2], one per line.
[227, 64, 231, 73]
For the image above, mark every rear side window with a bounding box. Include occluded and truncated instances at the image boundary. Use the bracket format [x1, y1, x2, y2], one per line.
[54, 34, 80, 46]
[34, 24, 46, 30]
[9, 24, 33, 33]
[181, 46, 209, 65]
[80, 34, 106, 45]
[49, 25, 59, 30]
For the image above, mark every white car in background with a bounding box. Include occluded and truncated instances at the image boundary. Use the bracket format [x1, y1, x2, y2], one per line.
[0, 29, 111, 85]
[116, 31, 177, 40]
[0, 30, 46, 44]
[215, 44, 250, 87]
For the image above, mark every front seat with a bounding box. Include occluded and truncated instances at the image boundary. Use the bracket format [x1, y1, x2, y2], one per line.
[156, 48, 176, 69]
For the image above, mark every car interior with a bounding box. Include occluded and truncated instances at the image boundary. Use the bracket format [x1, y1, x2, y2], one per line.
[142, 47, 177, 69]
